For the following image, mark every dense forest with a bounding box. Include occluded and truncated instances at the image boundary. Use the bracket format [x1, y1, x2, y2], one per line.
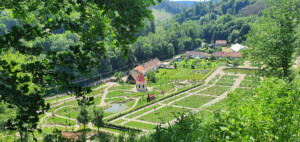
[0, 0, 266, 84]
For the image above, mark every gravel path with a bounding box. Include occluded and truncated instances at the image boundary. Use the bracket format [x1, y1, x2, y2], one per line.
[110, 65, 252, 131]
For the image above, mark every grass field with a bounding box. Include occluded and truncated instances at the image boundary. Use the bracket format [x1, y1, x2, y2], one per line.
[104, 97, 126, 103]
[138, 106, 187, 123]
[109, 84, 133, 91]
[173, 95, 215, 108]
[46, 116, 76, 126]
[126, 104, 161, 119]
[161, 93, 188, 104]
[126, 100, 136, 109]
[223, 68, 257, 75]
[107, 91, 126, 98]
[189, 85, 208, 93]
[199, 86, 230, 96]
[112, 119, 127, 124]
[222, 75, 239, 79]
[156, 68, 211, 81]
[124, 121, 157, 130]
[45, 95, 71, 104]
[239, 80, 257, 88]
[216, 78, 235, 86]
[93, 96, 102, 105]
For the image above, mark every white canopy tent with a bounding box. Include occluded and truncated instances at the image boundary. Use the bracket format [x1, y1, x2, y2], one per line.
[230, 43, 248, 52]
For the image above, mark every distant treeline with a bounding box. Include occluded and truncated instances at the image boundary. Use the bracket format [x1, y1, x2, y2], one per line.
[0, 0, 266, 83]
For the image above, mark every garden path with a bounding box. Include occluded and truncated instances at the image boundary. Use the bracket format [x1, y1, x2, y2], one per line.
[111, 67, 226, 125]
[110, 66, 252, 131]
[99, 82, 119, 106]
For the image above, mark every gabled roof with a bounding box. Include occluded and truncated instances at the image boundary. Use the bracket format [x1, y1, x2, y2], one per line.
[136, 73, 147, 83]
[134, 58, 162, 74]
[214, 52, 242, 58]
[148, 94, 155, 98]
[129, 72, 138, 81]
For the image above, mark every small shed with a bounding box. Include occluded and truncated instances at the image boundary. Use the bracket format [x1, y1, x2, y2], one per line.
[147, 94, 156, 102]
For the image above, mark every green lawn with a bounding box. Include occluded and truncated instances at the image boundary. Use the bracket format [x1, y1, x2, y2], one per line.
[46, 116, 76, 126]
[223, 68, 258, 75]
[222, 75, 239, 79]
[126, 100, 136, 109]
[112, 119, 127, 124]
[126, 104, 161, 119]
[244, 75, 260, 81]
[138, 106, 188, 123]
[216, 78, 235, 86]
[45, 95, 71, 104]
[156, 68, 211, 81]
[173, 95, 215, 108]
[124, 121, 157, 130]
[161, 93, 188, 104]
[107, 90, 126, 98]
[93, 96, 102, 105]
[104, 97, 126, 103]
[87, 88, 105, 96]
[189, 85, 208, 93]
[239, 80, 257, 88]
[199, 86, 230, 96]
[109, 84, 133, 91]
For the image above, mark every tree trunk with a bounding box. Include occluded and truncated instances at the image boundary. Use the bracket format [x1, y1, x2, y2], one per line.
[19, 130, 23, 141]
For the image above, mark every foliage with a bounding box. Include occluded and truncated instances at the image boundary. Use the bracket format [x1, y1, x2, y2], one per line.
[147, 71, 157, 83]
[42, 129, 65, 142]
[114, 72, 123, 83]
[246, 0, 300, 77]
[232, 58, 240, 66]
[0, 0, 158, 140]
[134, 77, 300, 142]
[92, 106, 104, 133]
[77, 106, 90, 130]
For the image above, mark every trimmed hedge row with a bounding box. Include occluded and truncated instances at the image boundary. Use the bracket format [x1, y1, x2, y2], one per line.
[105, 82, 204, 122]
[103, 68, 216, 131]
[104, 123, 142, 132]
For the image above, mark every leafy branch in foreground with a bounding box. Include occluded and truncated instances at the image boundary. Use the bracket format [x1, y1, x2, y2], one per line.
[0, 0, 159, 140]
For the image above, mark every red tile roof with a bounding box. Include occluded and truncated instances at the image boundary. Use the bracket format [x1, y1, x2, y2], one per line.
[134, 58, 162, 74]
[214, 52, 242, 58]
[136, 73, 147, 83]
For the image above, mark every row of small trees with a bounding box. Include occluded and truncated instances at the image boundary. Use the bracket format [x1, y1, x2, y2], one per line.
[77, 105, 104, 133]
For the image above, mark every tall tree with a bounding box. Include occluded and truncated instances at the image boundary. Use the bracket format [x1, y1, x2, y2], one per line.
[0, 0, 159, 140]
[92, 106, 104, 133]
[246, 0, 299, 78]
[77, 106, 90, 130]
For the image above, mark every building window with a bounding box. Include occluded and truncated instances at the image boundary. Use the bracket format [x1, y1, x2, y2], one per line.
[139, 85, 140, 88]
[143, 85, 144, 88]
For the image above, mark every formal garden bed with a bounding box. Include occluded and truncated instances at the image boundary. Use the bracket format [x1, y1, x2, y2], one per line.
[173, 95, 216, 108]
[199, 86, 231, 96]
[137, 106, 188, 123]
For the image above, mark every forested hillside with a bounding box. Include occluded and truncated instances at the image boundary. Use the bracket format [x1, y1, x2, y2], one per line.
[132, 0, 265, 66]
[0, 0, 265, 84]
